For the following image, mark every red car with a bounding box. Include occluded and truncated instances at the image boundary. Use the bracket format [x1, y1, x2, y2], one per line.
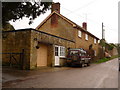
[66, 48, 91, 67]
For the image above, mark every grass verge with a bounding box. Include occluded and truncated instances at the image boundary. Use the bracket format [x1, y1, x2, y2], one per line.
[95, 55, 119, 64]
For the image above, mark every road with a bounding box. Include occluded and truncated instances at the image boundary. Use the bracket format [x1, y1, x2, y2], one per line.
[3, 58, 118, 88]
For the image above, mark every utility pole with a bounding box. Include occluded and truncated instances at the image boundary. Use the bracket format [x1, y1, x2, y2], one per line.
[102, 22, 105, 40]
[102, 22, 104, 39]
[102, 22, 105, 58]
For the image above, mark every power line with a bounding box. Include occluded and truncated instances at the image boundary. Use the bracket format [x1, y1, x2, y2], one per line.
[61, 6, 101, 26]
[105, 27, 118, 32]
[61, 6, 118, 33]
[65, 0, 98, 15]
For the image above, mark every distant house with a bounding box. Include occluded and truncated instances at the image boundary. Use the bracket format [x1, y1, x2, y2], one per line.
[2, 2, 99, 70]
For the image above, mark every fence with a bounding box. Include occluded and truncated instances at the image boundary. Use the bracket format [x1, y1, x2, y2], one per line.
[1, 49, 24, 70]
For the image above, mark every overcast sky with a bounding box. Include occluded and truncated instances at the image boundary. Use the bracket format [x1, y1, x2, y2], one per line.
[10, 0, 119, 43]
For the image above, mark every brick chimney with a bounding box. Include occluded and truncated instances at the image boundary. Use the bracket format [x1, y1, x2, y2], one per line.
[82, 22, 87, 30]
[51, 2, 60, 13]
[51, 2, 60, 28]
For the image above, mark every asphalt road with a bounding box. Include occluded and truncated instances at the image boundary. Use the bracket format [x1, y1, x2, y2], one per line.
[3, 58, 118, 88]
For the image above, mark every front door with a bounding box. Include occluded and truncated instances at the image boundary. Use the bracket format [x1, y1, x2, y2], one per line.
[37, 43, 47, 67]
[55, 46, 60, 66]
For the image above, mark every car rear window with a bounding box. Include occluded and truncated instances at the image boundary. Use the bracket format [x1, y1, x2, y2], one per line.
[69, 50, 79, 55]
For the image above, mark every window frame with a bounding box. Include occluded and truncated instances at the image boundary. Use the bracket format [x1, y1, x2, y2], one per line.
[85, 34, 88, 40]
[78, 30, 82, 38]
[55, 46, 59, 56]
[94, 38, 97, 44]
[55, 45, 66, 58]
[59, 46, 65, 58]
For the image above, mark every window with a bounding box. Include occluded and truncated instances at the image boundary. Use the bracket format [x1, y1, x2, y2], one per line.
[60, 46, 65, 57]
[69, 51, 79, 56]
[55, 46, 65, 57]
[98, 40, 100, 43]
[78, 30, 82, 37]
[85, 34, 88, 40]
[94, 50, 96, 56]
[55, 47, 59, 56]
[94, 38, 97, 44]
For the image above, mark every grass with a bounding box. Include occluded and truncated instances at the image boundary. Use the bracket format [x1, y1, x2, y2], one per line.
[95, 55, 119, 64]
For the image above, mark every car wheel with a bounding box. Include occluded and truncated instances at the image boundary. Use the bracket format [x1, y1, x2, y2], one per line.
[80, 64, 82, 68]
[119, 64, 120, 71]
[87, 63, 90, 66]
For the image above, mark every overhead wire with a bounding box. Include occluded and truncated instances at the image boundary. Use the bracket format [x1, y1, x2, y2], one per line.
[61, 6, 101, 28]
[65, 0, 98, 15]
[61, 6, 118, 33]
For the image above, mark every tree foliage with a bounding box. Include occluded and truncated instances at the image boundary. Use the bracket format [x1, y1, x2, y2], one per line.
[99, 39, 116, 51]
[2, 1, 52, 27]
[99, 39, 106, 47]
[105, 43, 114, 50]
[2, 22, 15, 31]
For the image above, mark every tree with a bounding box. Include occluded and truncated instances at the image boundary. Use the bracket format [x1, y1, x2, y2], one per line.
[2, 1, 52, 30]
[99, 39, 106, 47]
[2, 22, 15, 31]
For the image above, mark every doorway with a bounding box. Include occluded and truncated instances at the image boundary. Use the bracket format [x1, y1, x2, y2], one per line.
[37, 43, 48, 67]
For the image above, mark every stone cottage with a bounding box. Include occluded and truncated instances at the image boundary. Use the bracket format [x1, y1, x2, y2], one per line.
[2, 2, 99, 70]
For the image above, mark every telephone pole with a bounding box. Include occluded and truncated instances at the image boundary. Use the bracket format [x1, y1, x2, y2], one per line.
[102, 22, 105, 58]
[102, 22, 105, 40]
[102, 22, 104, 39]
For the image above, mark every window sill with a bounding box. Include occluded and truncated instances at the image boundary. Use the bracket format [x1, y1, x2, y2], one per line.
[78, 36, 82, 38]
[59, 56, 66, 59]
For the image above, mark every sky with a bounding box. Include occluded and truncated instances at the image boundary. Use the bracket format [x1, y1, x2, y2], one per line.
[10, 0, 119, 43]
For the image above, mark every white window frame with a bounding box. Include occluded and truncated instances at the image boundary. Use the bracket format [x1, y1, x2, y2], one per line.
[85, 34, 88, 40]
[55, 45, 65, 58]
[55, 46, 59, 56]
[78, 30, 82, 37]
[59, 46, 65, 57]
[94, 38, 97, 44]
[98, 40, 100, 43]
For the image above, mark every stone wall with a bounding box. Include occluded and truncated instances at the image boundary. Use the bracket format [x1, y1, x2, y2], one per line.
[108, 47, 118, 56]
[2, 30, 31, 69]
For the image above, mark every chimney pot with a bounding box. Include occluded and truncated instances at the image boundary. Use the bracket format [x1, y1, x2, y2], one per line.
[51, 2, 60, 13]
[82, 22, 87, 30]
